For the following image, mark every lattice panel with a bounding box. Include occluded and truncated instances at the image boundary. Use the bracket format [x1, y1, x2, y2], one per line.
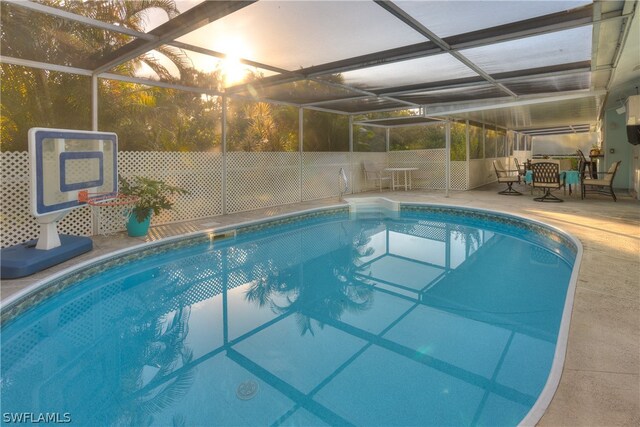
[58, 206, 93, 237]
[115, 151, 223, 232]
[1, 151, 37, 247]
[389, 148, 446, 163]
[2, 148, 474, 247]
[389, 149, 447, 189]
[1, 152, 93, 248]
[302, 152, 351, 201]
[351, 152, 389, 192]
[450, 161, 468, 190]
[226, 152, 301, 213]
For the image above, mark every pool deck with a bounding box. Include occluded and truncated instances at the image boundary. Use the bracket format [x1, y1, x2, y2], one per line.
[1, 183, 639, 426]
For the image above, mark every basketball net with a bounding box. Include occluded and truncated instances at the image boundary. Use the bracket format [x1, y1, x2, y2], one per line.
[78, 191, 139, 236]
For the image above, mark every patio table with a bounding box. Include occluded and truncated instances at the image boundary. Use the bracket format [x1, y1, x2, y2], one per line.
[525, 170, 580, 195]
[385, 167, 418, 191]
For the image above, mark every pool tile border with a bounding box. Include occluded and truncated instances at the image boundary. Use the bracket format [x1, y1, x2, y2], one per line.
[0, 204, 576, 327]
[401, 204, 578, 257]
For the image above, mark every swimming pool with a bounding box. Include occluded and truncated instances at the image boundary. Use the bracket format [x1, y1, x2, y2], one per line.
[0, 203, 580, 426]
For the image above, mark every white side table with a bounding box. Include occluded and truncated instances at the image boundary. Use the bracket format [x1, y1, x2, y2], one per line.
[385, 167, 418, 191]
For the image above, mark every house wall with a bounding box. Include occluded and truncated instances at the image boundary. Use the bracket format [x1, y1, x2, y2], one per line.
[603, 107, 634, 191]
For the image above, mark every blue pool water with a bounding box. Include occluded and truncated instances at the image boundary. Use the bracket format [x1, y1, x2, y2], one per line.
[1, 207, 575, 426]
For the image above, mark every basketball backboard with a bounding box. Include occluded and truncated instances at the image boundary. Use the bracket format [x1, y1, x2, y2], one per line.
[28, 128, 118, 217]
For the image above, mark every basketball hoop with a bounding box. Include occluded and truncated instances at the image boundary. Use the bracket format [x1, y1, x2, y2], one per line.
[78, 190, 139, 235]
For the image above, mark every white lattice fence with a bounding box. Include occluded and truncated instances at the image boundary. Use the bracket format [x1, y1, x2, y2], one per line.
[351, 152, 389, 192]
[226, 152, 300, 213]
[302, 152, 351, 201]
[1, 152, 93, 248]
[2, 149, 472, 248]
[450, 161, 468, 190]
[1, 151, 223, 246]
[389, 149, 446, 189]
[119, 151, 223, 226]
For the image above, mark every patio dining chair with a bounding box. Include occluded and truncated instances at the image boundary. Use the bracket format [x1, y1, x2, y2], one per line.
[513, 158, 527, 179]
[531, 161, 563, 202]
[581, 161, 621, 201]
[493, 160, 521, 195]
[362, 161, 391, 191]
[576, 149, 593, 178]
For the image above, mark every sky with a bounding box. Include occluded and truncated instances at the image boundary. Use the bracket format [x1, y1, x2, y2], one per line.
[137, 1, 592, 89]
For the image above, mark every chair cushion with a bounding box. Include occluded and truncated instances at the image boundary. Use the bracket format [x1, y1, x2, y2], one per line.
[532, 182, 561, 188]
[584, 179, 609, 186]
[498, 177, 519, 183]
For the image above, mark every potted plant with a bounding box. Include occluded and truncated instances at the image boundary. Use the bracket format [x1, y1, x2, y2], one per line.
[119, 176, 188, 237]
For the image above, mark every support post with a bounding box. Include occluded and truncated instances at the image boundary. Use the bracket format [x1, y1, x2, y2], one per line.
[465, 120, 470, 190]
[445, 120, 451, 197]
[91, 75, 98, 131]
[222, 95, 227, 215]
[299, 107, 304, 202]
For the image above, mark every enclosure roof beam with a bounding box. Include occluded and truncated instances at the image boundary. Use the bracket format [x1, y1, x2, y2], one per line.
[308, 3, 594, 80]
[422, 90, 606, 116]
[228, 1, 593, 95]
[300, 95, 372, 108]
[443, 3, 593, 49]
[375, 0, 518, 98]
[3, 0, 157, 41]
[0, 55, 93, 76]
[5, 0, 291, 77]
[376, 61, 593, 97]
[167, 41, 290, 75]
[91, 1, 256, 74]
[98, 73, 223, 95]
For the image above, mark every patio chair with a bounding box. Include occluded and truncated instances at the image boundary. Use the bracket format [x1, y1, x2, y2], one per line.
[581, 161, 621, 201]
[493, 160, 521, 195]
[576, 149, 593, 178]
[531, 161, 563, 202]
[513, 158, 526, 178]
[362, 161, 391, 191]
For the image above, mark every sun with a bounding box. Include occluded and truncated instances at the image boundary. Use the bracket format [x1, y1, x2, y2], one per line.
[221, 54, 249, 87]
[215, 36, 253, 87]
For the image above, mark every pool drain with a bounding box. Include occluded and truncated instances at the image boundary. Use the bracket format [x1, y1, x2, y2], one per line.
[236, 380, 259, 400]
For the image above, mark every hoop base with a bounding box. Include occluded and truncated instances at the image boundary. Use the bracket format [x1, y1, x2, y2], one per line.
[0, 235, 92, 279]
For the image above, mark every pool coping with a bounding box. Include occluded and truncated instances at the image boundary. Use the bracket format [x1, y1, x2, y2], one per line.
[0, 200, 583, 427]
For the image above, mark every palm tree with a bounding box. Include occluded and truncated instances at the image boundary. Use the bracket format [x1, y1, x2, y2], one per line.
[0, 0, 191, 151]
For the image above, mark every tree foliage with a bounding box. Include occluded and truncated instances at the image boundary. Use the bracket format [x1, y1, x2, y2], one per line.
[0, 0, 347, 153]
[390, 124, 446, 151]
[0, 1, 474, 155]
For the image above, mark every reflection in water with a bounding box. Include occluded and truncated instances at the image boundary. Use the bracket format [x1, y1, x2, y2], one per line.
[1, 211, 572, 426]
[245, 223, 377, 336]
